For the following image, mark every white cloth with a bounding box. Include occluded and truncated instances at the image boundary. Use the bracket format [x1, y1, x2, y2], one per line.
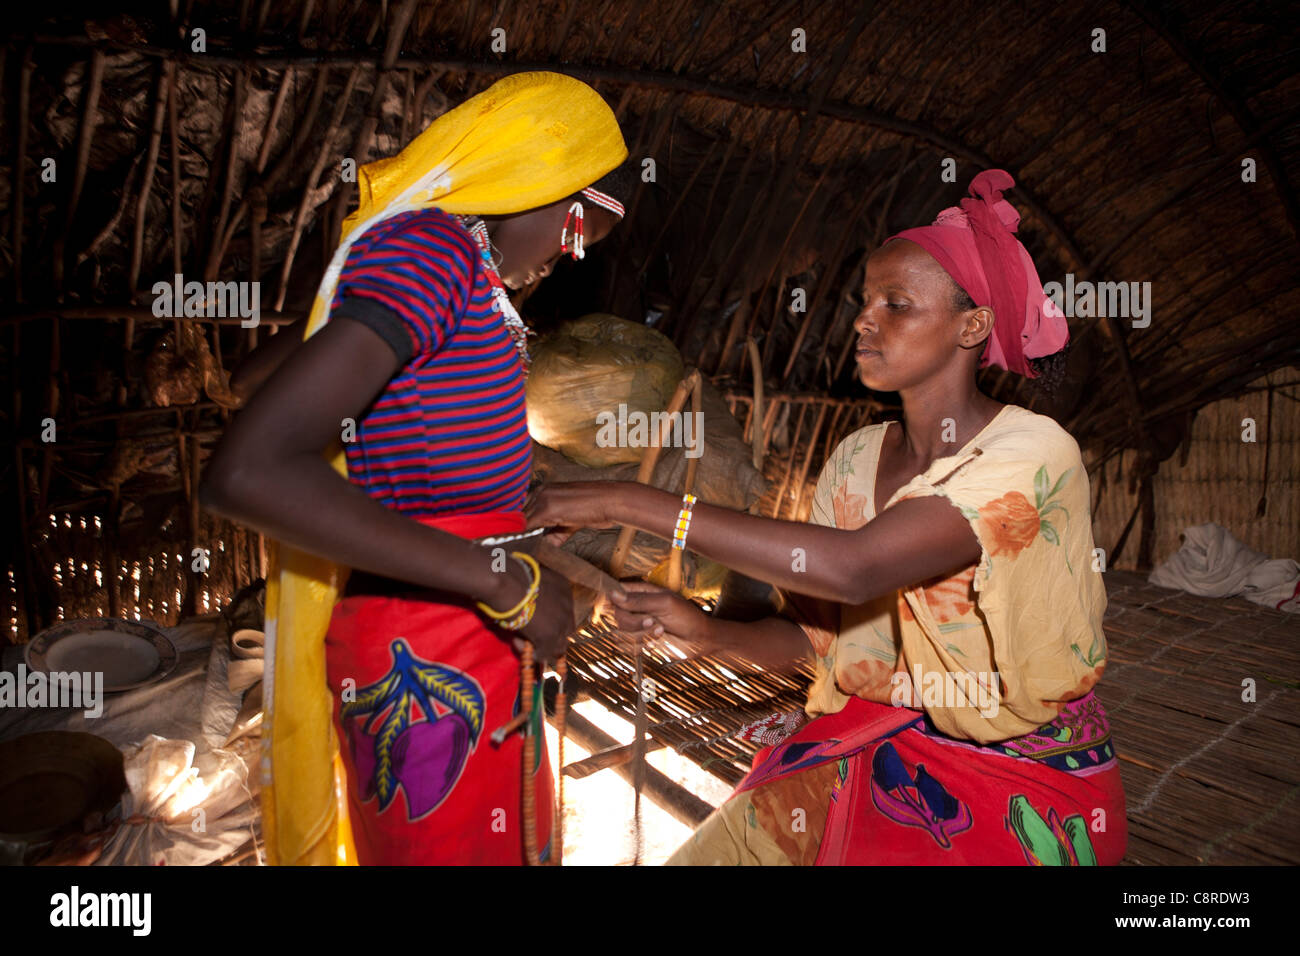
[1149, 522, 1300, 613]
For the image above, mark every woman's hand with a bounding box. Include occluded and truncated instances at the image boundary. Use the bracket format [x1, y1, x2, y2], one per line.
[502, 563, 575, 666]
[608, 581, 722, 659]
[525, 481, 624, 536]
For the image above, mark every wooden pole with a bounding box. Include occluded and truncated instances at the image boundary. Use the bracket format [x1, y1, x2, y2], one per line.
[772, 403, 808, 518]
[12, 445, 40, 641]
[790, 403, 830, 520]
[553, 654, 567, 866]
[54, 51, 106, 298]
[609, 369, 702, 578]
[275, 65, 362, 311]
[746, 337, 764, 471]
[666, 373, 703, 593]
[561, 737, 668, 778]
[129, 62, 172, 305]
[186, 432, 201, 616]
[12, 49, 33, 304]
[167, 60, 184, 348]
[553, 704, 713, 829]
[204, 67, 250, 281]
[255, 69, 295, 174]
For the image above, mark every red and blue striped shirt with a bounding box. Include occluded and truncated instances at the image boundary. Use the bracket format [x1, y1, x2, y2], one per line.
[329, 208, 531, 516]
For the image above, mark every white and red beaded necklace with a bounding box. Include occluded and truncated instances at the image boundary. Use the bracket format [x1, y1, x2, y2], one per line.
[458, 193, 623, 371]
[458, 215, 533, 370]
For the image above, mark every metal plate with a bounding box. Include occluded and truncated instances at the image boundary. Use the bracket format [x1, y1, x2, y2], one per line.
[25, 618, 179, 693]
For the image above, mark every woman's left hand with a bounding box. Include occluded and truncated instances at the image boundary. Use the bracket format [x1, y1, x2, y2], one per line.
[608, 581, 721, 658]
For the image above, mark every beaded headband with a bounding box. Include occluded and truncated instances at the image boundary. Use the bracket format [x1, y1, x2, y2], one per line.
[580, 186, 625, 219]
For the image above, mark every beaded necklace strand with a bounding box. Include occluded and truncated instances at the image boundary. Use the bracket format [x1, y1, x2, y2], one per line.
[458, 215, 533, 369]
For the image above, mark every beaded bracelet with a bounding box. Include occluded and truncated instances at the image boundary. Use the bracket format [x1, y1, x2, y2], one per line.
[672, 493, 698, 551]
[476, 552, 541, 631]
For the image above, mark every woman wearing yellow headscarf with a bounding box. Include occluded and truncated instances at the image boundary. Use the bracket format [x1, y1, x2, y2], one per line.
[202, 72, 629, 865]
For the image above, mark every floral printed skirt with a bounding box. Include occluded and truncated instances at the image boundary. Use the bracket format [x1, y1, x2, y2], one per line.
[324, 511, 553, 865]
[667, 693, 1127, 865]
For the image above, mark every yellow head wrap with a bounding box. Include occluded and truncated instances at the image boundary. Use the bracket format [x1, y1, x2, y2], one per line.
[261, 72, 626, 865]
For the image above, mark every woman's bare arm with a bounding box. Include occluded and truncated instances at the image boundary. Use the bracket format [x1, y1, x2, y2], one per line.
[531, 482, 981, 606]
[707, 615, 811, 670]
[201, 316, 575, 658]
[228, 316, 310, 404]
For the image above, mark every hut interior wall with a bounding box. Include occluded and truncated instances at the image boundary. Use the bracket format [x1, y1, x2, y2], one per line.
[1090, 367, 1300, 571]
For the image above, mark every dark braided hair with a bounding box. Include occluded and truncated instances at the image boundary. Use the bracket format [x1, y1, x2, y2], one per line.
[950, 278, 1070, 396]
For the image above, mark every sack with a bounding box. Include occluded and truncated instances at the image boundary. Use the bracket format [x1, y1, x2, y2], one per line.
[526, 314, 686, 468]
[531, 375, 765, 601]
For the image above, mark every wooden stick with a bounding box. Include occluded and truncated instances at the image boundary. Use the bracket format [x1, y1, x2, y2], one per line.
[532, 540, 622, 598]
[562, 737, 668, 778]
[247, 185, 267, 351]
[758, 394, 782, 463]
[186, 432, 201, 616]
[746, 337, 764, 470]
[39, 311, 62, 516]
[214, 65, 328, 261]
[632, 630, 645, 866]
[129, 63, 171, 304]
[605, 90, 684, 303]
[816, 246, 871, 381]
[255, 69, 294, 174]
[609, 368, 701, 578]
[399, 68, 413, 145]
[275, 65, 361, 311]
[667, 373, 703, 593]
[490, 710, 528, 745]
[789, 402, 829, 520]
[320, 1, 418, 240]
[635, 131, 723, 281]
[410, 68, 443, 126]
[553, 654, 566, 866]
[772, 403, 808, 518]
[724, 389, 879, 409]
[670, 112, 790, 345]
[780, 173, 878, 385]
[55, 51, 106, 296]
[12, 445, 40, 641]
[78, 156, 141, 268]
[167, 60, 183, 346]
[204, 67, 249, 280]
[738, 158, 837, 373]
[1, 306, 302, 327]
[12, 32, 1138, 258]
[557, 705, 713, 829]
[12, 50, 33, 304]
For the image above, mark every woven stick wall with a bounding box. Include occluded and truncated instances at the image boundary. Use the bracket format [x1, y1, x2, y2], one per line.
[1091, 367, 1300, 571]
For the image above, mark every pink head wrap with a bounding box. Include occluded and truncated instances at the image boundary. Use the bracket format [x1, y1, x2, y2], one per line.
[886, 169, 1069, 378]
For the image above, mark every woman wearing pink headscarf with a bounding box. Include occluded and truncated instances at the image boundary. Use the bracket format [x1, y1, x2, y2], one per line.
[529, 170, 1125, 865]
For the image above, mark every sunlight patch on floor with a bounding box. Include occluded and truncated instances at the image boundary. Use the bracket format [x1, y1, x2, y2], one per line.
[544, 699, 734, 865]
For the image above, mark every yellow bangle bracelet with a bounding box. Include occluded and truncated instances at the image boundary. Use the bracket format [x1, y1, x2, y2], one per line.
[476, 552, 541, 622]
[497, 596, 537, 632]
